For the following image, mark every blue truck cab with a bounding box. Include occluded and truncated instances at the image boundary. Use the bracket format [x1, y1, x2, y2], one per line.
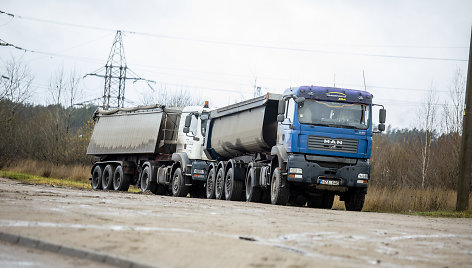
[277, 86, 386, 210]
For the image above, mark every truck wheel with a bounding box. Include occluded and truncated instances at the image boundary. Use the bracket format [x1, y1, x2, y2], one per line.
[171, 168, 189, 197]
[245, 168, 261, 202]
[345, 189, 365, 211]
[291, 195, 307, 207]
[215, 168, 225, 200]
[307, 195, 322, 208]
[225, 168, 243, 201]
[91, 165, 102, 190]
[113, 165, 130, 191]
[149, 181, 166, 195]
[322, 192, 335, 209]
[261, 190, 271, 204]
[140, 166, 152, 192]
[270, 168, 290, 205]
[205, 168, 216, 199]
[102, 164, 115, 190]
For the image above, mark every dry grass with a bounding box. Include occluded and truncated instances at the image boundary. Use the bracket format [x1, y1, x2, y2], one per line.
[333, 186, 472, 213]
[2, 160, 472, 214]
[4, 159, 90, 183]
[0, 170, 91, 189]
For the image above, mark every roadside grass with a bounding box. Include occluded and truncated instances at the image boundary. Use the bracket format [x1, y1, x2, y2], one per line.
[362, 187, 470, 213]
[4, 159, 90, 183]
[332, 187, 472, 217]
[1, 170, 142, 193]
[0, 170, 91, 189]
[408, 210, 472, 218]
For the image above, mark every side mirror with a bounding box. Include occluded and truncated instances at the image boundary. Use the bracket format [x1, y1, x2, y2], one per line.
[379, 109, 386, 124]
[183, 114, 192, 134]
[184, 114, 192, 128]
[277, 114, 285, 122]
[378, 123, 385, 132]
[294, 97, 305, 103]
[278, 100, 286, 115]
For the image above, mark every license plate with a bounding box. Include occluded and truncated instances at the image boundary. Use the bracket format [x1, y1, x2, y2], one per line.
[319, 179, 340, 186]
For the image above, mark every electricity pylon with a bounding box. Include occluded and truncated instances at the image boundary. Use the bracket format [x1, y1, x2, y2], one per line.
[85, 30, 154, 109]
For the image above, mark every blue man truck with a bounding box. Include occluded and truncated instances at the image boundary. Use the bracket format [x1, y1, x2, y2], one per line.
[187, 86, 385, 211]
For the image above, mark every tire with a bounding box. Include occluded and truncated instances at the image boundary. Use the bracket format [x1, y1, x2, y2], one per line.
[345, 189, 365, 211]
[307, 195, 322, 208]
[308, 192, 334, 209]
[291, 195, 307, 207]
[171, 167, 189, 197]
[140, 166, 152, 192]
[113, 165, 130, 191]
[322, 192, 335, 209]
[149, 181, 166, 195]
[215, 168, 225, 200]
[91, 165, 102, 190]
[224, 167, 243, 201]
[270, 168, 290, 205]
[245, 167, 261, 202]
[102, 164, 115, 190]
[205, 168, 216, 199]
[260, 190, 271, 204]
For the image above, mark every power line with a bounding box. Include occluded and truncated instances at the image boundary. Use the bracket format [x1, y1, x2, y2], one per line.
[3, 37, 462, 97]
[0, 10, 468, 62]
[2, 10, 467, 50]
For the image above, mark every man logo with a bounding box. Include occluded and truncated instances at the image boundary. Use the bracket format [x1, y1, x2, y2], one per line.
[326, 92, 347, 101]
[324, 139, 343, 145]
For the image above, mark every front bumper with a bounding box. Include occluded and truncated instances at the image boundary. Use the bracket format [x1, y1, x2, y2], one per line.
[286, 154, 370, 188]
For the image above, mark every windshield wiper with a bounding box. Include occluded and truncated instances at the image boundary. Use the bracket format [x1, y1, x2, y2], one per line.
[308, 123, 339, 128]
[338, 125, 358, 129]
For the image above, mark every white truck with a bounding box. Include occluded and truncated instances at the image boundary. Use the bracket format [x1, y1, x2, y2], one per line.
[87, 103, 211, 197]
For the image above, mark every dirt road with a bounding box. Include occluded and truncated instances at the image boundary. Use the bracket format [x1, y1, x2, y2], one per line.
[0, 178, 471, 267]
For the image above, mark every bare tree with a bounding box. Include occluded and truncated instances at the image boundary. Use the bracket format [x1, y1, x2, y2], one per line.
[0, 57, 33, 103]
[0, 56, 34, 124]
[46, 66, 82, 164]
[443, 68, 466, 134]
[140, 85, 202, 107]
[0, 57, 34, 165]
[418, 84, 438, 189]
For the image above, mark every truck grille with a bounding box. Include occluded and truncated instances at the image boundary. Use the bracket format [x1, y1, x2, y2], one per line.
[307, 136, 358, 154]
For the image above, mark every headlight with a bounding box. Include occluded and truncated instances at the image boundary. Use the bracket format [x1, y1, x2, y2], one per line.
[358, 173, 369, 179]
[289, 168, 303, 174]
[194, 169, 205, 174]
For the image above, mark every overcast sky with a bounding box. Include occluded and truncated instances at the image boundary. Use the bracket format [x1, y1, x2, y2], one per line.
[1, 0, 471, 129]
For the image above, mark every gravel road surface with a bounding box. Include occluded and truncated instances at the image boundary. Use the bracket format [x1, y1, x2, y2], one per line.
[0, 178, 471, 267]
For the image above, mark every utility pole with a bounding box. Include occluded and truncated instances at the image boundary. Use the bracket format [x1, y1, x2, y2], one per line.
[253, 77, 261, 97]
[456, 27, 472, 211]
[85, 31, 155, 110]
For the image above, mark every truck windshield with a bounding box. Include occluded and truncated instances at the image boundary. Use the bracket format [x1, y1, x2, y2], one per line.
[298, 100, 370, 130]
